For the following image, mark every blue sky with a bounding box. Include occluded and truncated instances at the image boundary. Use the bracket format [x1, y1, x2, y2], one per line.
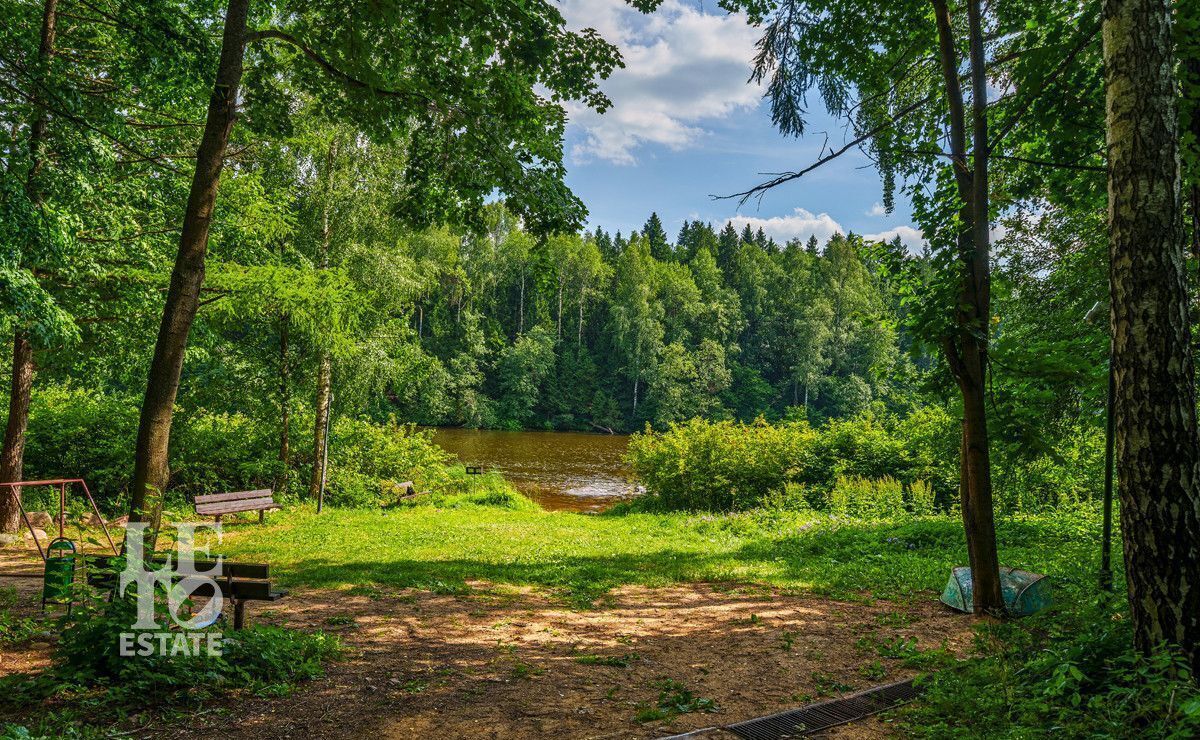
[557, 0, 925, 251]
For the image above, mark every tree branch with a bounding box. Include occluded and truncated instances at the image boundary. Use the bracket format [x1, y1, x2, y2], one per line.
[987, 15, 1101, 154]
[245, 29, 430, 104]
[714, 94, 933, 206]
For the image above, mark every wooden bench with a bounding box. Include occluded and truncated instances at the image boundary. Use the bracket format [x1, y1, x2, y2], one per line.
[195, 489, 279, 524]
[86, 556, 286, 629]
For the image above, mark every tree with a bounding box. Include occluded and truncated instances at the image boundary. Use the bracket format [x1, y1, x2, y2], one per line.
[0, 0, 203, 530]
[0, 0, 57, 531]
[609, 234, 663, 416]
[721, 0, 1105, 614]
[127, 0, 634, 520]
[643, 212, 671, 261]
[495, 326, 556, 428]
[1103, 0, 1200, 674]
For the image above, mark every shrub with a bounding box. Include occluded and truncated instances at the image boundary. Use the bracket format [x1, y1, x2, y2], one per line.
[626, 418, 817, 511]
[22, 386, 139, 513]
[908, 479, 936, 516]
[325, 418, 450, 507]
[626, 415, 942, 512]
[626, 409, 1101, 514]
[828, 475, 906, 518]
[1, 587, 339, 717]
[903, 607, 1200, 738]
[20, 384, 457, 512]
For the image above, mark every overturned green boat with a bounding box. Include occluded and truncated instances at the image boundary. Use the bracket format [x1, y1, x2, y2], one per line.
[940, 566, 1052, 617]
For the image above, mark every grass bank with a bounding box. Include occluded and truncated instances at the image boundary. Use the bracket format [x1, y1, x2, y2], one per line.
[220, 493, 1105, 607]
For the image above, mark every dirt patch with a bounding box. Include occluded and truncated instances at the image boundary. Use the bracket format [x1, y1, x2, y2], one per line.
[0, 547, 971, 739]
[164, 582, 968, 739]
[0, 547, 67, 676]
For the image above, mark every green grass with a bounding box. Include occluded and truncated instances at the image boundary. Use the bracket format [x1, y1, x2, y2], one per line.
[218, 494, 1106, 607]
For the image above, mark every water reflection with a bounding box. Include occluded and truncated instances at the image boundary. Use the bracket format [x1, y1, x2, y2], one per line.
[429, 428, 635, 512]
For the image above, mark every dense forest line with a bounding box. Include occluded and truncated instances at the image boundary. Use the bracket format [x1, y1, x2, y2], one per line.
[401, 214, 909, 431]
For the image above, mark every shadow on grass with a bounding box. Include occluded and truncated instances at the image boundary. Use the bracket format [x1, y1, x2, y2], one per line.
[252, 513, 1105, 606]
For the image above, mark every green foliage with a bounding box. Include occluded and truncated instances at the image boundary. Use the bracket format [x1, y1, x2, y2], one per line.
[828, 475, 905, 518]
[903, 609, 1200, 738]
[18, 385, 456, 513]
[324, 419, 450, 508]
[628, 413, 1101, 513]
[634, 678, 719, 723]
[627, 415, 955, 512]
[1, 590, 338, 719]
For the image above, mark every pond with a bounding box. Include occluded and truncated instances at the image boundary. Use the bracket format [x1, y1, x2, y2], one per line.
[429, 428, 637, 512]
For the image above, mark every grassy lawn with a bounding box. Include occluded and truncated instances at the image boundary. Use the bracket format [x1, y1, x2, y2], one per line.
[219, 495, 1106, 606]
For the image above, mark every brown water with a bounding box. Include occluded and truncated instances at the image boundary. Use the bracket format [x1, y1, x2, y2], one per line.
[430, 428, 636, 512]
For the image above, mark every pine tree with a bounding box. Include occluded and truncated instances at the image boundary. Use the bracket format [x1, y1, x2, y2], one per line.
[643, 212, 672, 261]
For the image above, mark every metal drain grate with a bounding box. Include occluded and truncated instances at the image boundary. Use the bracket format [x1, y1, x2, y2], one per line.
[720, 678, 921, 739]
[657, 678, 923, 740]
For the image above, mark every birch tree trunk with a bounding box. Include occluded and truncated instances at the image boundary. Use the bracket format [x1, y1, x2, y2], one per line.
[276, 313, 290, 495]
[1103, 0, 1200, 673]
[308, 138, 338, 500]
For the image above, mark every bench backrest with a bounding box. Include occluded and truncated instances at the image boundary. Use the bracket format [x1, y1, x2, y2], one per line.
[195, 489, 275, 514]
[195, 489, 273, 506]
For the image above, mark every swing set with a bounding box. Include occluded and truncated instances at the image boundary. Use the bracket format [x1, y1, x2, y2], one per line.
[3, 479, 120, 610]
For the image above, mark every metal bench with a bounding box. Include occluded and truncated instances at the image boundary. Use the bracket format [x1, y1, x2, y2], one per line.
[195, 489, 279, 524]
[86, 556, 286, 629]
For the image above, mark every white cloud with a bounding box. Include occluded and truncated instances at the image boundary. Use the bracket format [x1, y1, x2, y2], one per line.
[728, 208, 845, 246]
[559, 0, 762, 165]
[865, 202, 887, 217]
[726, 208, 927, 253]
[862, 225, 927, 252]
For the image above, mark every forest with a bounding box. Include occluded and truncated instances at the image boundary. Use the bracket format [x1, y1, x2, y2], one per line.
[0, 0, 1198, 737]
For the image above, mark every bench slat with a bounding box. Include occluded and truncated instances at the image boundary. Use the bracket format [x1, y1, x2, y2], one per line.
[85, 556, 270, 580]
[196, 498, 278, 515]
[195, 489, 273, 505]
[87, 575, 278, 601]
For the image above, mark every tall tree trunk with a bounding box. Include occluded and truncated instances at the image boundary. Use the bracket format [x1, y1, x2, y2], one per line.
[1103, 0, 1200, 674]
[0, 334, 33, 532]
[932, 0, 1003, 615]
[557, 277, 564, 340]
[308, 137, 337, 500]
[128, 0, 248, 521]
[0, 0, 57, 533]
[578, 296, 585, 344]
[518, 269, 526, 335]
[276, 312, 290, 495]
[308, 354, 332, 500]
[1186, 53, 1199, 260]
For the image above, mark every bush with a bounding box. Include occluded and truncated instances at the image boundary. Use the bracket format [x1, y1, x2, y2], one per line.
[627, 410, 1103, 514]
[22, 386, 139, 513]
[325, 418, 450, 507]
[19, 384, 459, 512]
[626, 418, 817, 511]
[626, 414, 953, 512]
[908, 479, 936, 516]
[1, 586, 339, 717]
[903, 606, 1200, 738]
[828, 475, 905, 518]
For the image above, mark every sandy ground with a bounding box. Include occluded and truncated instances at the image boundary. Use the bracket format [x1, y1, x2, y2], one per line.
[0, 550, 971, 739]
